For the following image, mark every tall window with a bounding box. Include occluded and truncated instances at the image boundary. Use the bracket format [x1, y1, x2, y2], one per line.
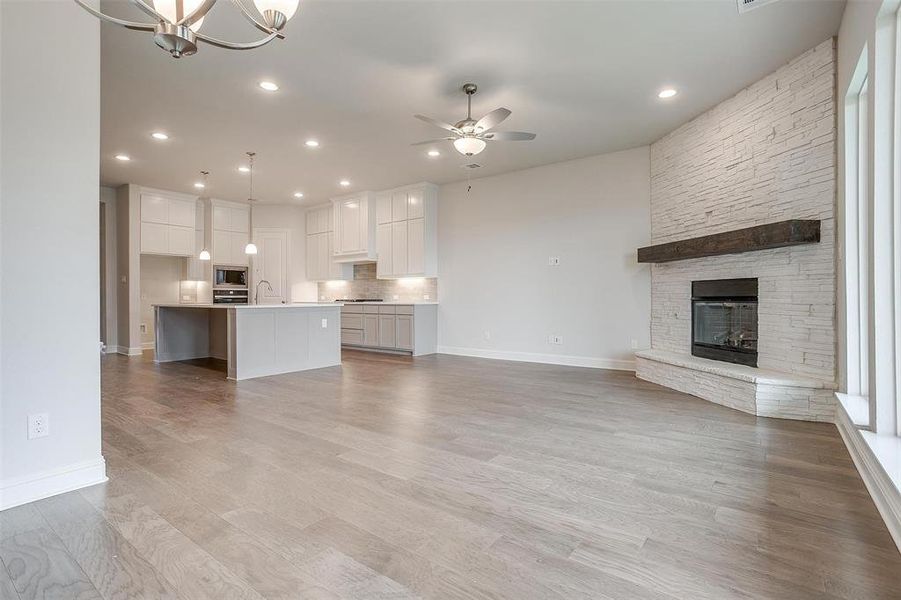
[845, 61, 869, 403]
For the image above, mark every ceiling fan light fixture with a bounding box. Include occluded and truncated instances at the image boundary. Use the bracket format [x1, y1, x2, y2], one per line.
[454, 136, 486, 156]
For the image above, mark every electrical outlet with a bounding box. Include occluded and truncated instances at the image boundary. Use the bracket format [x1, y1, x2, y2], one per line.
[393, 294, 399, 300]
[28, 413, 49, 440]
[630, 339, 639, 350]
[548, 256, 561, 266]
[423, 294, 431, 300]
[483, 330, 491, 341]
[548, 335, 563, 345]
[321, 318, 328, 328]
[140, 323, 147, 333]
[320, 295, 326, 301]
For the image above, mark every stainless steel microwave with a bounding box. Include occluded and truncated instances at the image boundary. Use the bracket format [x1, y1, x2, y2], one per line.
[214, 266, 248, 289]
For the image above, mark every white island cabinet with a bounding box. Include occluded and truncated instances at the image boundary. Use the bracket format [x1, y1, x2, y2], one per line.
[153, 303, 340, 380]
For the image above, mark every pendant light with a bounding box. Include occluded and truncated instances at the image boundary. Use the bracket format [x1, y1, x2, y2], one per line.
[197, 170, 212, 260]
[245, 152, 258, 255]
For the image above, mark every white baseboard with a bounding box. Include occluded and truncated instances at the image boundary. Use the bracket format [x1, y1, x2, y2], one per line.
[835, 405, 901, 553]
[437, 346, 635, 371]
[113, 346, 144, 356]
[0, 456, 107, 511]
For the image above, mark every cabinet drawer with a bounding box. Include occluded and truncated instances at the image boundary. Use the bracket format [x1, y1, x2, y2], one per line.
[378, 305, 396, 314]
[342, 314, 363, 330]
[341, 304, 363, 314]
[363, 305, 380, 314]
[395, 305, 414, 315]
[341, 329, 363, 345]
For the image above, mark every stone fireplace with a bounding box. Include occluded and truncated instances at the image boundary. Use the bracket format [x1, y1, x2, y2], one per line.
[634, 39, 837, 422]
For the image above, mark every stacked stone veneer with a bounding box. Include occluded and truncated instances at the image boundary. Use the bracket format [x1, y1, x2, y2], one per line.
[636, 39, 837, 422]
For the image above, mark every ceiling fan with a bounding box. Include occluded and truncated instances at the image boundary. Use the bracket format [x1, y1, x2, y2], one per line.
[413, 83, 536, 156]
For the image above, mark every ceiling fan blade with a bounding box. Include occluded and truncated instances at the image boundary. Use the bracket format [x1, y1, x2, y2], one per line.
[414, 114, 462, 134]
[411, 138, 455, 146]
[482, 131, 536, 141]
[474, 108, 512, 133]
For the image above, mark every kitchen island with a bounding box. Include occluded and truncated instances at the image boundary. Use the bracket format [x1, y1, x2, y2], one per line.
[153, 303, 341, 381]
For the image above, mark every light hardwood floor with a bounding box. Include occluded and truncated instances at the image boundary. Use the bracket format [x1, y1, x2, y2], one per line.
[2, 350, 900, 599]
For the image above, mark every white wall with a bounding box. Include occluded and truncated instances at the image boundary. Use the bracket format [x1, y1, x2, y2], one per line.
[251, 204, 317, 301]
[437, 146, 651, 370]
[0, 0, 106, 508]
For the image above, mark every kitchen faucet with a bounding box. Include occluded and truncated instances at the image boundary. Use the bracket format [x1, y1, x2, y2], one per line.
[255, 279, 273, 304]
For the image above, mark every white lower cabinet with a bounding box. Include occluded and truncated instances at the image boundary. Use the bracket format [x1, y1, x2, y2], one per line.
[339, 304, 436, 355]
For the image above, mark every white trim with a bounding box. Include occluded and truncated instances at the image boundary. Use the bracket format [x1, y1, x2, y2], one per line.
[0, 457, 107, 511]
[141, 341, 155, 350]
[437, 346, 635, 371]
[114, 345, 144, 356]
[836, 403, 901, 553]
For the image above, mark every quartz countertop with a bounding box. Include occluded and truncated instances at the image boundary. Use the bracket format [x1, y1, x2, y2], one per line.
[330, 301, 438, 306]
[153, 303, 341, 310]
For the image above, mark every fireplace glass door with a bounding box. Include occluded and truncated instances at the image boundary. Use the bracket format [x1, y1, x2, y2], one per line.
[692, 300, 758, 366]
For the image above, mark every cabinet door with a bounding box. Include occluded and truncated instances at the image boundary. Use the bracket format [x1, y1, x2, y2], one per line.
[168, 199, 195, 228]
[362, 315, 379, 347]
[376, 223, 392, 278]
[231, 207, 250, 233]
[319, 207, 332, 233]
[230, 232, 249, 266]
[378, 315, 396, 348]
[407, 218, 424, 275]
[213, 205, 231, 231]
[376, 193, 392, 225]
[168, 225, 194, 256]
[305, 234, 319, 280]
[337, 199, 362, 253]
[391, 192, 408, 222]
[141, 222, 168, 254]
[391, 221, 408, 276]
[407, 188, 424, 219]
[396, 315, 413, 350]
[213, 229, 231, 264]
[327, 231, 346, 279]
[141, 194, 168, 224]
[317, 232, 329, 281]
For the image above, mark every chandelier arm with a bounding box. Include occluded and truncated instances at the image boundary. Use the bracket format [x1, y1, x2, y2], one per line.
[175, 0, 218, 26]
[73, 0, 157, 30]
[232, 0, 285, 39]
[128, 0, 169, 23]
[194, 30, 280, 50]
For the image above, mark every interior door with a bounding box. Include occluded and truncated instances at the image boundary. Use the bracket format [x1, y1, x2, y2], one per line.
[253, 229, 289, 304]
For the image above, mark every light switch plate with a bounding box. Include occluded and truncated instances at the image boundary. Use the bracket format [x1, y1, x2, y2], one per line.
[28, 413, 49, 439]
[321, 318, 328, 328]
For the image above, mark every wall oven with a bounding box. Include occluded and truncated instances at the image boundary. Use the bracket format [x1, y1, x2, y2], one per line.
[213, 288, 249, 304]
[214, 266, 248, 289]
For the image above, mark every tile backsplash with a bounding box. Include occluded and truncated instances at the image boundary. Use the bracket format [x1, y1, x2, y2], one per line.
[317, 263, 437, 302]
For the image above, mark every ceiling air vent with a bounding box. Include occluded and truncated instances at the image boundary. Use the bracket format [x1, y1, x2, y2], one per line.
[461, 163, 482, 170]
[737, 0, 780, 14]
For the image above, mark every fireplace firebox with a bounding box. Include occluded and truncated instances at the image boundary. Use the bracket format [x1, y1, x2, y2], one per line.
[691, 278, 758, 367]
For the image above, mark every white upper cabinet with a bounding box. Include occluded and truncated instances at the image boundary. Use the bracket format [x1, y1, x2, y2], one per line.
[374, 183, 437, 279]
[206, 199, 250, 266]
[139, 189, 197, 257]
[304, 204, 352, 281]
[331, 192, 376, 263]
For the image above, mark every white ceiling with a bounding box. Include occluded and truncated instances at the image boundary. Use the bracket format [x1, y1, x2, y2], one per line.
[99, 0, 845, 205]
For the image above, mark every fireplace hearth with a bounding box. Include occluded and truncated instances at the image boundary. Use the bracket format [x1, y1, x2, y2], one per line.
[691, 278, 758, 367]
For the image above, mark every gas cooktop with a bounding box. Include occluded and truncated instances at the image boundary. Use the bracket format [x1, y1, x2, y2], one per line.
[335, 298, 383, 303]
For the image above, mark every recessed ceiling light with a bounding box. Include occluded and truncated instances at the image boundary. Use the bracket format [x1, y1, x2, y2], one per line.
[658, 88, 678, 99]
[259, 80, 279, 92]
[339, 180, 351, 187]
[115, 154, 131, 161]
[237, 165, 250, 173]
[305, 140, 319, 148]
[194, 182, 205, 189]
[151, 132, 169, 140]
[427, 150, 441, 157]
[294, 192, 304, 198]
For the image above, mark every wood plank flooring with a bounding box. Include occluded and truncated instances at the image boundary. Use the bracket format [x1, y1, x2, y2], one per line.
[2, 350, 900, 599]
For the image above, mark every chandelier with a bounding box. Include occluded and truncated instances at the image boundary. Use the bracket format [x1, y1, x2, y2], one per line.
[74, 0, 300, 58]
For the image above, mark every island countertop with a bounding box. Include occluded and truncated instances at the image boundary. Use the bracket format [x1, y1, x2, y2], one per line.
[152, 302, 341, 310]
